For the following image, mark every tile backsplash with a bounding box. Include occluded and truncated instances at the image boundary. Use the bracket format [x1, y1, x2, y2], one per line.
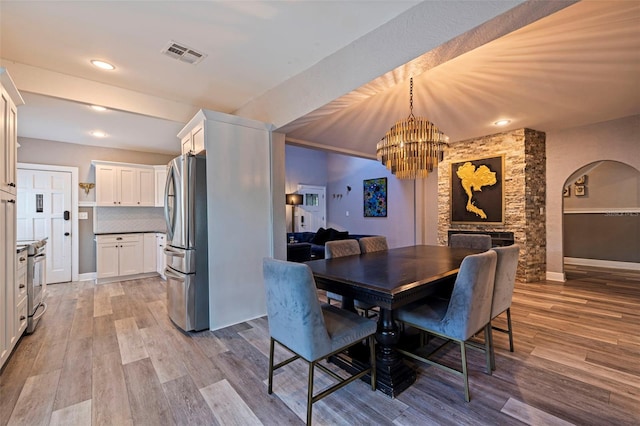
[94, 207, 166, 234]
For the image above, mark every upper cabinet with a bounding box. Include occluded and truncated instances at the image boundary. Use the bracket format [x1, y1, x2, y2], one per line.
[92, 161, 156, 207]
[154, 165, 167, 207]
[1, 68, 24, 196]
[180, 120, 205, 155]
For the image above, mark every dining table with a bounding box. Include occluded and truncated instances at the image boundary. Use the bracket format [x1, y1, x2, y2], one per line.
[305, 244, 480, 397]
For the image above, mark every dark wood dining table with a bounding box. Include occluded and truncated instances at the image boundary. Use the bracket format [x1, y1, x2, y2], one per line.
[305, 244, 480, 397]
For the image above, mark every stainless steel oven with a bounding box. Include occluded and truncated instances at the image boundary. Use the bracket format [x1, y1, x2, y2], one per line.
[17, 238, 48, 334]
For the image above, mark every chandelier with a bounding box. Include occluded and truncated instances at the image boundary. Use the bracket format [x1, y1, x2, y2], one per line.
[377, 78, 448, 179]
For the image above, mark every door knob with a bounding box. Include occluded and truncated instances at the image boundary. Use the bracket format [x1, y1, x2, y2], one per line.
[64, 232, 70, 236]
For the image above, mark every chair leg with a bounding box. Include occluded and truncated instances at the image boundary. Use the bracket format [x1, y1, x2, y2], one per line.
[460, 341, 470, 402]
[506, 308, 514, 352]
[268, 338, 275, 394]
[369, 336, 376, 391]
[307, 361, 315, 425]
[484, 324, 494, 373]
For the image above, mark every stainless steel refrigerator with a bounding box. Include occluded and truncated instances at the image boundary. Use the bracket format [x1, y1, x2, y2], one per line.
[164, 153, 209, 331]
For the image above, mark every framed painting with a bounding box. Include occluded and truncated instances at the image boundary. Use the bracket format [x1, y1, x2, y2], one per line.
[363, 177, 387, 217]
[451, 155, 504, 224]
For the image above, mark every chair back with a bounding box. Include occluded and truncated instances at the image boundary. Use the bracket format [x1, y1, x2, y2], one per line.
[449, 234, 492, 250]
[359, 236, 388, 253]
[325, 239, 361, 259]
[263, 258, 331, 361]
[491, 245, 520, 317]
[442, 250, 497, 340]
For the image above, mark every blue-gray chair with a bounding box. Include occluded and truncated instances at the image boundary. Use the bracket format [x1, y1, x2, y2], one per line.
[325, 240, 376, 317]
[263, 258, 377, 425]
[449, 233, 492, 250]
[358, 236, 388, 253]
[395, 250, 497, 402]
[485, 244, 519, 369]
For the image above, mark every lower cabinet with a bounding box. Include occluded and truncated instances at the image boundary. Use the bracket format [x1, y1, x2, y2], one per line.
[156, 233, 166, 279]
[96, 233, 160, 283]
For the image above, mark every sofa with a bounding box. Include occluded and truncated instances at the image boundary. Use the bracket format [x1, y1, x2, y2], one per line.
[287, 227, 375, 260]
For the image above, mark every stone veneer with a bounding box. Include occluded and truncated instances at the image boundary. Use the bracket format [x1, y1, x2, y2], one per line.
[438, 128, 546, 282]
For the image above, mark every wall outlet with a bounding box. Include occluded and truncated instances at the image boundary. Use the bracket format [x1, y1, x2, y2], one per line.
[346, 211, 349, 217]
[78, 212, 88, 220]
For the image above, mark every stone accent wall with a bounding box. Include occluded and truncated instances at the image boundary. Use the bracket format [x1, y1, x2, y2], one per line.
[437, 128, 546, 282]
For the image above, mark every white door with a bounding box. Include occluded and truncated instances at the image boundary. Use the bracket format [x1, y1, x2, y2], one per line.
[296, 185, 326, 232]
[17, 169, 72, 283]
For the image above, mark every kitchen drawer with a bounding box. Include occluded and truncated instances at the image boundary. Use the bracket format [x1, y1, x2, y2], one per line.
[96, 233, 142, 244]
[16, 297, 28, 336]
[16, 269, 27, 301]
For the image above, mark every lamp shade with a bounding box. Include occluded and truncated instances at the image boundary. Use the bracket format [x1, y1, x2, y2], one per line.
[286, 193, 303, 205]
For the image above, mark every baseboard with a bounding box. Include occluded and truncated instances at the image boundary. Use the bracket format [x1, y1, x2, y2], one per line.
[546, 271, 566, 282]
[96, 272, 159, 285]
[78, 272, 97, 282]
[564, 257, 640, 271]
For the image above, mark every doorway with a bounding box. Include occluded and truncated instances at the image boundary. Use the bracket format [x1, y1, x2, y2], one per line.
[295, 185, 326, 233]
[17, 163, 79, 283]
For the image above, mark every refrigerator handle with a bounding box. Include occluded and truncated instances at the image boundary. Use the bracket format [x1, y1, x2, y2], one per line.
[164, 247, 185, 258]
[164, 165, 175, 242]
[164, 268, 186, 282]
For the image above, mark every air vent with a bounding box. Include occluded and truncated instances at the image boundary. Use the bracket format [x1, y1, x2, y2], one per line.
[161, 41, 207, 65]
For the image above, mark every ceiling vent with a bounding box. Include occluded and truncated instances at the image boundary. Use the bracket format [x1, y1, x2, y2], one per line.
[161, 41, 207, 65]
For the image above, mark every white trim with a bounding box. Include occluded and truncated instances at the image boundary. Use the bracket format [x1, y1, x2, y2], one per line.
[564, 257, 640, 271]
[78, 272, 96, 282]
[18, 162, 79, 282]
[79, 201, 96, 207]
[546, 271, 566, 282]
[564, 208, 640, 214]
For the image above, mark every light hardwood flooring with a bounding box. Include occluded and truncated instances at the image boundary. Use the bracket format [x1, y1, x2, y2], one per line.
[1, 265, 639, 425]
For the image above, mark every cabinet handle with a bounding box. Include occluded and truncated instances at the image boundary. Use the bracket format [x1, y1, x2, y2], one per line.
[116, 237, 123, 240]
[113, 201, 117, 204]
[8, 199, 16, 203]
[137, 201, 140, 204]
[9, 182, 16, 187]
[19, 257, 26, 262]
[19, 284, 25, 289]
[20, 316, 26, 321]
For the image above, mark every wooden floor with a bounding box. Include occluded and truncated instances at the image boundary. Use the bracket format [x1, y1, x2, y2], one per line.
[1, 265, 639, 425]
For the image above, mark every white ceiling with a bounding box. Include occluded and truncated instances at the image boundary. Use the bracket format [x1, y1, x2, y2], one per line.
[1, 1, 639, 157]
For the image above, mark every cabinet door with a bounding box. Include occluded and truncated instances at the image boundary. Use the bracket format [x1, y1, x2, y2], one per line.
[118, 167, 138, 206]
[156, 233, 166, 278]
[1, 87, 18, 195]
[181, 134, 192, 155]
[96, 242, 119, 279]
[138, 168, 155, 206]
[192, 123, 205, 154]
[95, 165, 119, 206]
[154, 167, 167, 207]
[118, 239, 143, 276]
[143, 233, 156, 273]
[1, 192, 16, 364]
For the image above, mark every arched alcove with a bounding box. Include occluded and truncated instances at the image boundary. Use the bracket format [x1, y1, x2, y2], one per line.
[562, 160, 640, 269]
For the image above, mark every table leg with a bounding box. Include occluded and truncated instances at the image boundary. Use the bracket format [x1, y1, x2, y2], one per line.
[374, 308, 416, 397]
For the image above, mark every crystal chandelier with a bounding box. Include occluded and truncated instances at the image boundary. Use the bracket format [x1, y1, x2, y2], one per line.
[377, 78, 448, 179]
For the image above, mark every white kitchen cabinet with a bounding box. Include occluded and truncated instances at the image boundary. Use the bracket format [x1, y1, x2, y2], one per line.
[96, 234, 143, 282]
[0, 68, 23, 370]
[156, 233, 166, 279]
[154, 165, 167, 207]
[92, 161, 155, 206]
[180, 121, 205, 155]
[143, 233, 156, 273]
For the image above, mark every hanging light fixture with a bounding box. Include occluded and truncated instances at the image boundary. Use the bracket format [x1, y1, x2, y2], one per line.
[377, 78, 448, 179]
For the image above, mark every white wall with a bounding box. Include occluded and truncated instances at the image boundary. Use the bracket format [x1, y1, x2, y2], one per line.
[546, 114, 640, 280]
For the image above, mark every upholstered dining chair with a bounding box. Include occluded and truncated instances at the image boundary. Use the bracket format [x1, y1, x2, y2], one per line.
[395, 250, 497, 402]
[358, 236, 388, 253]
[484, 244, 520, 369]
[263, 258, 377, 425]
[325, 240, 376, 317]
[449, 233, 492, 250]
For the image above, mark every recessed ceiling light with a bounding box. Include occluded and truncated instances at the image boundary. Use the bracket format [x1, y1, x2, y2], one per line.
[494, 119, 511, 126]
[91, 130, 107, 138]
[90, 60, 115, 70]
[90, 105, 107, 111]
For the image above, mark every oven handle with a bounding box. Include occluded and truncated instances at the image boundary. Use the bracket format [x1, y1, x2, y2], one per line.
[32, 301, 48, 322]
[164, 247, 185, 258]
[33, 253, 46, 263]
